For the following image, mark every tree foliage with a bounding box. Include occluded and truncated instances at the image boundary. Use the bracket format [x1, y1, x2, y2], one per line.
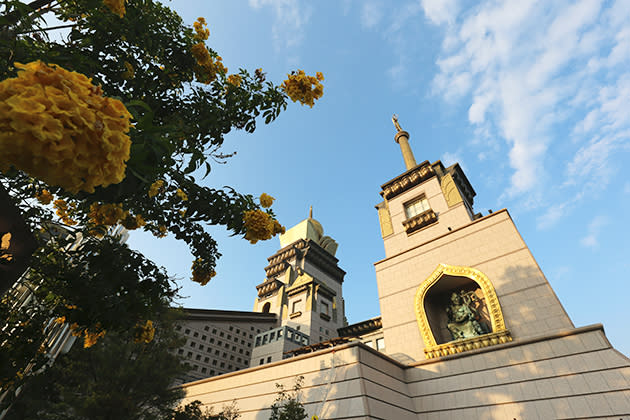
[0, 0, 323, 411]
[268, 376, 308, 420]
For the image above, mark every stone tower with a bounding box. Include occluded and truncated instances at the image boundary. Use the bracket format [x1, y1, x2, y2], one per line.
[250, 211, 346, 364]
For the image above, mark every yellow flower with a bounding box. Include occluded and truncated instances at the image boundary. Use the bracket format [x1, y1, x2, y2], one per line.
[243, 210, 272, 244]
[54, 316, 66, 325]
[35, 189, 53, 205]
[259, 193, 274, 208]
[53, 199, 77, 225]
[193, 17, 210, 41]
[227, 74, 242, 87]
[176, 188, 188, 201]
[154, 225, 167, 238]
[134, 320, 155, 343]
[281, 70, 325, 107]
[83, 328, 106, 348]
[191, 258, 216, 285]
[122, 61, 134, 79]
[88, 202, 128, 226]
[148, 180, 165, 198]
[103, 0, 126, 17]
[0, 61, 132, 193]
[121, 213, 145, 230]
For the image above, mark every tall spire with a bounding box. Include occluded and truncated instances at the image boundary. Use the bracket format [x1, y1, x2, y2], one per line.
[309, 205, 313, 219]
[392, 114, 417, 170]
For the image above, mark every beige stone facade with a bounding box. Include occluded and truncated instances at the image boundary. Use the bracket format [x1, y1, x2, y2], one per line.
[181, 130, 630, 418]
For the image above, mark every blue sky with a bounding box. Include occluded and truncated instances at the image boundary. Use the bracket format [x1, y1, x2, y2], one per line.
[127, 0, 630, 356]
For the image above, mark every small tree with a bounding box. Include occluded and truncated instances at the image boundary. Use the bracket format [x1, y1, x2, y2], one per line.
[268, 376, 308, 420]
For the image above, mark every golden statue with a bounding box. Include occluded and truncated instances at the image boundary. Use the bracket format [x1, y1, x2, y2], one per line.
[392, 114, 403, 132]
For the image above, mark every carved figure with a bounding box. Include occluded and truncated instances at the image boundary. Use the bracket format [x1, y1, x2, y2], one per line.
[446, 291, 488, 340]
[392, 114, 403, 132]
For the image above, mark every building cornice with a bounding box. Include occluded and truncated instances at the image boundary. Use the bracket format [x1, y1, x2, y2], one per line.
[380, 160, 436, 200]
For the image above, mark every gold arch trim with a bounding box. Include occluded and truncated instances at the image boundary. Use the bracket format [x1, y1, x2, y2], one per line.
[415, 264, 511, 359]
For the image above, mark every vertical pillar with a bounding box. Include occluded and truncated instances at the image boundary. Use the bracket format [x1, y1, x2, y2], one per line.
[395, 130, 417, 170]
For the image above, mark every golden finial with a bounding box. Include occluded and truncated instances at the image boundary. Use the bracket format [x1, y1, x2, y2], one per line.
[309, 206, 313, 219]
[392, 114, 403, 132]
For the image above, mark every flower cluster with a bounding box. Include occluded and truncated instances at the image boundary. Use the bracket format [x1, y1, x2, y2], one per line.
[259, 193, 274, 208]
[176, 188, 188, 201]
[0, 61, 132, 193]
[35, 189, 53, 205]
[281, 70, 324, 107]
[134, 320, 155, 344]
[191, 258, 216, 285]
[88, 202, 145, 234]
[103, 0, 126, 17]
[193, 17, 209, 41]
[242, 209, 285, 244]
[53, 199, 77, 225]
[148, 180, 165, 198]
[191, 43, 227, 84]
[70, 323, 106, 348]
[227, 74, 242, 87]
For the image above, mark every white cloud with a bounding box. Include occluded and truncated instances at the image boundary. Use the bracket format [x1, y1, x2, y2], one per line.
[421, 0, 458, 26]
[580, 215, 608, 248]
[360, 1, 383, 29]
[248, 0, 312, 51]
[426, 0, 630, 205]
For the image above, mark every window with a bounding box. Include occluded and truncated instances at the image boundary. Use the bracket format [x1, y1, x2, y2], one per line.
[319, 326, 323, 332]
[204, 326, 209, 331]
[209, 338, 215, 343]
[224, 343, 229, 348]
[192, 365, 198, 371]
[204, 357, 209, 363]
[195, 355, 201, 361]
[230, 355, 234, 360]
[220, 362, 225, 368]
[219, 332, 224, 337]
[201, 335, 206, 341]
[245, 351, 250, 356]
[249, 334, 253, 339]
[296, 326, 300, 331]
[277, 330, 283, 338]
[190, 342, 195, 348]
[321, 301, 329, 315]
[259, 359, 264, 365]
[376, 338, 385, 351]
[210, 370, 215, 375]
[266, 356, 271, 363]
[201, 367, 207, 374]
[185, 329, 190, 334]
[214, 350, 220, 355]
[212, 328, 217, 334]
[222, 352, 227, 358]
[247, 343, 251, 347]
[239, 349, 243, 354]
[229, 326, 233, 331]
[212, 360, 217, 365]
[217, 340, 222, 346]
[237, 357, 241, 363]
[270, 332, 275, 340]
[404, 196, 431, 219]
[244, 360, 249, 366]
[227, 334, 231, 340]
[236, 328, 240, 334]
[228, 365, 232, 370]
[187, 352, 193, 357]
[241, 339, 245, 345]
[177, 349, 184, 355]
[257, 329, 261, 333]
[262, 335, 268, 345]
[176, 325, 182, 331]
[199, 345, 204, 351]
[193, 332, 199, 337]
[232, 345, 236, 351]
[292, 300, 302, 313]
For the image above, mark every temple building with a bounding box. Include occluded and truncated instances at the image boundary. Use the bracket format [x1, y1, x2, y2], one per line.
[178, 117, 630, 419]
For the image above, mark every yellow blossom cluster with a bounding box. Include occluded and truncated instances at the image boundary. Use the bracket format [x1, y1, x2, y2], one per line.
[53, 199, 77, 225]
[0, 61, 132, 193]
[259, 193, 274, 208]
[88, 202, 145, 233]
[242, 209, 285, 244]
[121, 61, 134, 79]
[134, 320, 155, 344]
[191, 258, 216, 285]
[153, 225, 167, 238]
[176, 188, 188, 201]
[103, 0, 126, 17]
[148, 179, 165, 198]
[226, 74, 242, 87]
[281, 70, 324, 107]
[35, 189, 53, 205]
[83, 328, 106, 348]
[191, 43, 227, 84]
[193, 17, 209, 41]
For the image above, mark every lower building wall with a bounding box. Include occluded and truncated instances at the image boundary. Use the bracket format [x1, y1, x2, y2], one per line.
[182, 325, 630, 419]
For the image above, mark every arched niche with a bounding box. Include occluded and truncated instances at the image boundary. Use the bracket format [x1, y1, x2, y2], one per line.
[262, 302, 271, 313]
[415, 264, 511, 359]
